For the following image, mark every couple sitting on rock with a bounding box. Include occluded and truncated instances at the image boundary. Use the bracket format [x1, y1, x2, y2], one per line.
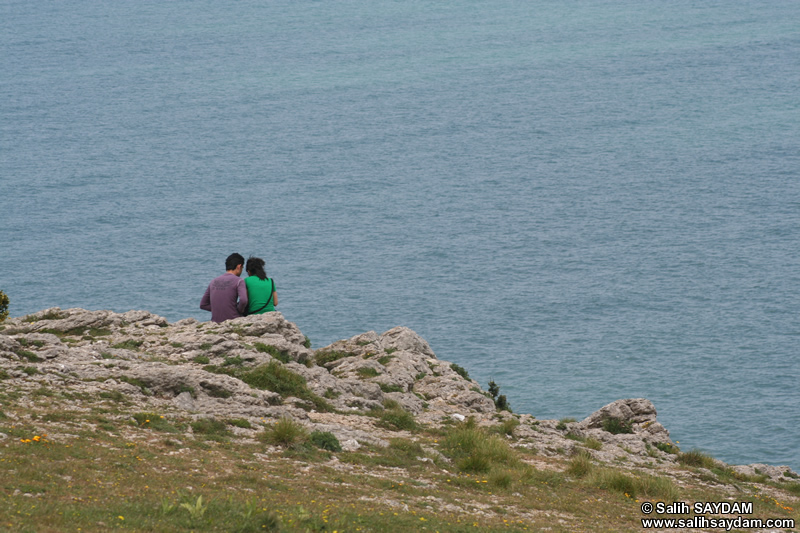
[199, 253, 278, 323]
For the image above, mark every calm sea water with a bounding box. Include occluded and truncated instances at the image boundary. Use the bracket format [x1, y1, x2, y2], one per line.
[2, 0, 799, 470]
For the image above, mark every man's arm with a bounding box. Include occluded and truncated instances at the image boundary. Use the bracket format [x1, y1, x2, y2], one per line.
[200, 285, 212, 312]
[236, 278, 248, 315]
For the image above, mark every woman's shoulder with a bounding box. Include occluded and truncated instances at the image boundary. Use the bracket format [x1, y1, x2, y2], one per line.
[246, 276, 272, 284]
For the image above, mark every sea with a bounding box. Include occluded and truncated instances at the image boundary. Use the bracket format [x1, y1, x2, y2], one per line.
[1, 0, 798, 471]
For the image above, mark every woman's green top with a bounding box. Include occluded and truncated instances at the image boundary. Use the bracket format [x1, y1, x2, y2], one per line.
[245, 276, 276, 314]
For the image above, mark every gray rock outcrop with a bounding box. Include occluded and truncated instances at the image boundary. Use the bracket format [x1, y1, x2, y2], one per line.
[1, 307, 796, 481]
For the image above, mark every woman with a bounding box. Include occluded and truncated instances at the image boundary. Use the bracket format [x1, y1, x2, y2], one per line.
[244, 256, 278, 315]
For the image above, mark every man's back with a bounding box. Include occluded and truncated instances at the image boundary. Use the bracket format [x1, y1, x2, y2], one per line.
[200, 272, 248, 323]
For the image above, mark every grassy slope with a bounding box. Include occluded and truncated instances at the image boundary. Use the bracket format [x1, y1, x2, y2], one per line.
[1, 393, 798, 533]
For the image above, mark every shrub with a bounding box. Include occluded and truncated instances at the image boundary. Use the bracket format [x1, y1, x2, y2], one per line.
[441, 418, 519, 474]
[378, 407, 417, 431]
[14, 348, 41, 363]
[132, 413, 178, 432]
[112, 339, 144, 351]
[242, 362, 302, 395]
[310, 430, 342, 452]
[556, 418, 576, 431]
[228, 418, 252, 429]
[567, 450, 594, 478]
[314, 350, 355, 366]
[584, 437, 603, 450]
[450, 363, 470, 381]
[192, 354, 210, 364]
[356, 367, 380, 378]
[488, 380, 511, 412]
[677, 449, 716, 469]
[601, 417, 633, 435]
[191, 417, 232, 440]
[261, 417, 308, 448]
[494, 418, 520, 436]
[654, 442, 679, 454]
[0, 291, 9, 323]
[206, 361, 332, 411]
[253, 343, 290, 364]
[590, 469, 637, 495]
[223, 355, 244, 367]
[119, 376, 151, 394]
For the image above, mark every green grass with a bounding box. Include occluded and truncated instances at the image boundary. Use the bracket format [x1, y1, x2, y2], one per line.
[379, 383, 405, 393]
[190, 418, 232, 441]
[132, 413, 180, 433]
[450, 363, 470, 380]
[309, 430, 342, 452]
[356, 367, 380, 378]
[602, 417, 633, 435]
[566, 450, 594, 478]
[112, 339, 145, 351]
[228, 418, 252, 429]
[206, 361, 333, 412]
[677, 449, 716, 469]
[377, 407, 417, 431]
[376, 355, 394, 365]
[440, 418, 520, 475]
[0, 403, 796, 533]
[253, 343, 291, 364]
[13, 348, 41, 362]
[260, 417, 308, 448]
[314, 349, 356, 366]
[22, 309, 66, 322]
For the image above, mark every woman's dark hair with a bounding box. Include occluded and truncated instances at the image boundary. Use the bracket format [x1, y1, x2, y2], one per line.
[246, 256, 268, 280]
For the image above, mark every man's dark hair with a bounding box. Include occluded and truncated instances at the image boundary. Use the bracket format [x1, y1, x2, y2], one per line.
[225, 253, 245, 271]
[246, 256, 268, 281]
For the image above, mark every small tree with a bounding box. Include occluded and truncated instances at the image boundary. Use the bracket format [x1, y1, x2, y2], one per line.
[488, 380, 511, 412]
[0, 290, 9, 323]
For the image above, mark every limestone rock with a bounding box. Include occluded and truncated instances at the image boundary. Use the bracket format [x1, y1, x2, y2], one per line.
[3, 306, 793, 484]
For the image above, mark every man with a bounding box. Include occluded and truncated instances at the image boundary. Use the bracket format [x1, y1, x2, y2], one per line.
[200, 253, 249, 323]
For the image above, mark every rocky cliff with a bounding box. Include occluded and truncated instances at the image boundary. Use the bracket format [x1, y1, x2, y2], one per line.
[1, 307, 794, 483]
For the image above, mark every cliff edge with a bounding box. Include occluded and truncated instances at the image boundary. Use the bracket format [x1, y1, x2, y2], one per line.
[1, 308, 798, 531]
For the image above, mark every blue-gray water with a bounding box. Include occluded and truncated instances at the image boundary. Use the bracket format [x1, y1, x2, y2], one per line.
[2, 0, 798, 470]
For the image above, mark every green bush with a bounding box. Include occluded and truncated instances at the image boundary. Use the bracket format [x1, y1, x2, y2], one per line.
[356, 367, 380, 378]
[441, 418, 519, 474]
[601, 417, 633, 435]
[0, 290, 9, 323]
[488, 380, 512, 412]
[314, 350, 355, 366]
[191, 418, 232, 440]
[654, 442, 679, 454]
[261, 417, 308, 448]
[677, 449, 716, 469]
[206, 361, 332, 412]
[378, 407, 417, 431]
[566, 450, 594, 478]
[132, 413, 178, 432]
[112, 339, 144, 351]
[310, 430, 342, 452]
[450, 363, 470, 381]
[253, 343, 290, 364]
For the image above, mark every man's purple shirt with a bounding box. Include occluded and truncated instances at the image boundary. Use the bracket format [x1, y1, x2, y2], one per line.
[200, 272, 248, 323]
